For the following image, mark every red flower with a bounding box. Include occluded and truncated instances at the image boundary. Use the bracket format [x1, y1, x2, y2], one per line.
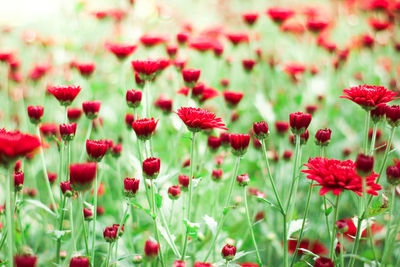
[194, 263, 212, 267]
[125, 113, 135, 129]
[266, 7, 294, 24]
[371, 105, 386, 123]
[166, 45, 178, 58]
[83, 208, 93, 220]
[131, 59, 160, 80]
[144, 240, 159, 257]
[284, 62, 306, 82]
[341, 85, 397, 110]
[182, 68, 201, 88]
[369, 18, 390, 31]
[154, 97, 173, 113]
[189, 37, 215, 52]
[306, 18, 329, 33]
[302, 157, 381, 196]
[315, 128, 331, 146]
[237, 173, 250, 186]
[175, 107, 228, 132]
[126, 89, 142, 108]
[142, 157, 160, 179]
[67, 108, 83, 122]
[14, 170, 24, 191]
[178, 174, 190, 189]
[86, 140, 108, 161]
[385, 105, 400, 127]
[212, 169, 223, 181]
[104, 224, 124, 242]
[386, 164, 400, 185]
[124, 178, 140, 197]
[48, 85, 81, 106]
[355, 153, 374, 176]
[207, 136, 221, 151]
[275, 121, 289, 134]
[174, 260, 186, 267]
[242, 59, 256, 72]
[14, 254, 37, 267]
[27, 105, 44, 124]
[223, 91, 244, 108]
[69, 162, 97, 191]
[0, 130, 41, 165]
[60, 181, 73, 197]
[140, 34, 167, 47]
[290, 112, 312, 134]
[177, 32, 190, 45]
[240, 263, 259, 267]
[221, 244, 236, 260]
[74, 62, 95, 77]
[135, 72, 145, 88]
[199, 86, 219, 103]
[253, 121, 269, 140]
[132, 118, 158, 140]
[242, 12, 259, 26]
[69, 256, 90, 267]
[106, 43, 137, 60]
[314, 257, 333, 267]
[229, 133, 251, 156]
[60, 123, 77, 141]
[168, 185, 181, 200]
[226, 33, 249, 45]
[82, 101, 101, 120]
[40, 123, 58, 137]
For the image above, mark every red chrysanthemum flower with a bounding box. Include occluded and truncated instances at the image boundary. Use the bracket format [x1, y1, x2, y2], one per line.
[126, 89, 142, 108]
[230, 133, 251, 156]
[27, 105, 44, 124]
[0, 130, 41, 166]
[106, 43, 137, 60]
[154, 97, 173, 113]
[69, 162, 97, 191]
[60, 123, 77, 141]
[223, 91, 244, 108]
[140, 34, 167, 47]
[182, 68, 201, 88]
[86, 140, 108, 162]
[226, 33, 249, 46]
[266, 7, 294, 24]
[82, 100, 101, 120]
[132, 118, 159, 140]
[368, 18, 390, 31]
[341, 85, 397, 110]
[144, 240, 159, 257]
[131, 59, 160, 80]
[302, 157, 381, 196]
[242, 12, 259, 26]
[69, 256, 90, 267]
[67, 108, 83, 122]
[175, 107, 228, 132]
[74, 62, 95, 77]
[306, 18, 329, 33]
[124, 178, 140, 198]
[14, 254, 37, 267]
[48, 85, 81, 106]
[142, 157, 161, 179]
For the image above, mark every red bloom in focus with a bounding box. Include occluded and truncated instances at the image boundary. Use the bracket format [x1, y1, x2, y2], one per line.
[124, 178, 140, 198]
[182, 68, 201, 88]
[226, 33, 249, 46]
[315, 128, 331, 146]
[14, 254, 37, 267]
[223, 91, 244, 108]
[86, 140, 108, 162]
[132, 118, 158, 140]
[142, 157, 160, 179]
[126, 89, 142, 109]
[48, 85, 81, 106]
[69, 162, 97, 191]
[82, 101, 101, 120]
[341, 85, 397, 110]
[175, 107, 228, 132]
[266, 7, 294, 24]
[302, 157, 381, 196]
[104, 224, 124, 242]
[221, 244, 236, 260]
[385, 105, 400, 127]
[144, 240, 159, 257]
[27, 105, 44, 124]
[69, 256, 90, 267]
[67, 108, 83, 122]
[290, 112, 312, 134]
[74, 62, 95, 77]
[242, 12, 259, 26]
[131, 59, 160, 80]
[0, 130, 41, 166]
[230, 133, 251, 156]
[106, 43, 137, 60]
[60, 123, 77, 141]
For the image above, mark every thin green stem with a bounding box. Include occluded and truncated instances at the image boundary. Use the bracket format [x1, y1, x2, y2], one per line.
[340, 234, 345, 267]
[203, 156, 241, 262]
[369, 123, 378, 156]
[91, 169, 99, 262]
[79, 194, 90, 256]
[56, 196, 67, 263]
[376, 127, 395, 184]
[70, 199, 76, 251]
[329, 195, 340, 260]
[79, 121, 93, 161]
[381, 187, 396, 264]
[261, 139, 284, 214]
[243, 188, 262, 267]
[168, 200, 175, 226]
[115, 202, 130, 259]
[105, 243, 112, 267]
[5, 168, 13, 267]
[181, 131, 196, 259]
[145, 81, 151, 118]
[157, 202, 181, 258]
[138, 140, 152, 209]
[363, 110, 371, 154]
[150, 180, 165, 267]
[323, 196, 331, 244]
[36, 126, 58, 215]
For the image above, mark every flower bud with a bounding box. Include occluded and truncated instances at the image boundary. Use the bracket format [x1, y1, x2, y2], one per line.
[314, 257, 334, 267]
[132, 255, 143, 264]
[69, 256, 90, 267]
[386, 165, 400, 185]
[111, 144, 122, 158]
[385, 105, 400, 127]
[355, 153, 374, 177]
[182, 68, 201, 88]
[315, 128, 332, 146]
[275, 121, 290, 135]
[14, 171, 24, 191]
[60, 181, 74, 197]
[253, 121, 269, 140]
[142, 157, 160, 179]
[174, 260, 186, 267]
[289, 112, 312, 134]
[144, 240, 159, 258]
[207, 136, 221, 151]
[371, 105, 386, 123]
[132, 118, 158, 141]
[86, 140, 108, 162]
[67, 108, 83, 122]
[335, 219, 349, 234]
[229, 134, 250, 156]
[124, 178, 140, 197]
[212, 169, 223, 181]
[126, 89, 142, 109]
[236, 173, 250, 186]
[168, 185, 181, 200]
[14, 254, 37, 267]
[60, 123, 77, 141]
[83, 208, 93, 221]
[82, 101, 101, 120]
[178, 175, 190, 190]
[221, 244, 236, 261]
[69, 163, 97, 191]
[27, 105, 44, 124]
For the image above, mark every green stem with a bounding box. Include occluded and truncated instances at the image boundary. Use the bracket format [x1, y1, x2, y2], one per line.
[181, 131, 196, 259]
[115, 202, 130, 259]
[329, 195, 340, 260]
[36, 126, 59, 215]
[369, 123, 378, 156]
[340, 234, 345, 267]
[70, 199, 76, 252]
[79, 194, 90, 256]
[348, 216, 363, 267]
[157, 202, 181, 257]
[243, 188, 262, 266]
[150, 180, 165, 267]
[105, 243, 112, 267]
[376, 127, 395, 184]
[381, 187, 396, 264]
[168, 200, 175, 226]
[261, 139, 284, 214]
[5, 168, 13, 267]
[203, 156, 241, 262]
[290, 180, 314, 266]
[138, 140, 152, 209]
[323, 196, 331, 244]
[91, 169, 99, 262]
[363, 110, 371, 154]
[145, 81, 151, 118]
[79, 121, 93, 161]
[56, 196, 67, 263]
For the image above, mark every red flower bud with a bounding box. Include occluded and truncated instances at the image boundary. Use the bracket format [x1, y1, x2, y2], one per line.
[237, 173, 250, 186]
[48, 172, 57, 184]
[168, 185, 181, 200]
[132, 118, 158, 140]
[60, 181, 73, 197]
[83, 208, 93, 221]
[385, 105, 400, 127]
[106, 43, 137, 60]
[69, 163, 97, 191]
[60, 123, 77, 141]
[126, 89, 142, 108]
[194, 263, 212, 267]
[67, 108, 83, 122]
[69, 256, 90, 267]
[86, 140, 108, 162]
[144, 240, 159, 258]
[229, 133, 251, 156]
[124, 178, 140, 197]
[166, 45, 178, 58]
[212, 169, 223, 181]
[103, 224, 123, 243]
[253, 121, 269, 139]
[355, 153, 374, 177]
[314, 257, 334, 267]
[14, 254, 37, 267]
[125, 113, 135, 129]
[275, 121, 290, 134]
[111, 144, 122, 158]
[177, 32, 189, 45]
[223, 91, 244, 108]
[220, 132, 231, 147]
[14, 171, 24, 191]
[242, 12, 259, 26]
[283, 150, 293, 160]
[315, 128, 332, 146]
[131, 59, 160, 81]
[371, 105, 386, 123]
[386, 165, 400, 185]
[242, 59, 256, 72]
[40, 123, 58, 137]
[290, 112, 312, 134]
[142, 157, 160, 179]
[178, 174, 190, 189]
[75, 62, 95, 77]
[182, 68, 201, 88]
[221, 244, 236, 261]
[174, 260, 186, 267]
[207, 136, 221, 151]
[335, 219, 349, 233]
[154, 97, 173, 113]
[27, 105, 44, 124]
[134, 72, 145, 89]
[82, 101, 101, 120]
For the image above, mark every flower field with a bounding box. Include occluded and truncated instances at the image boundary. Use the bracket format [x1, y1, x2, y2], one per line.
[1, 0, 400, 266]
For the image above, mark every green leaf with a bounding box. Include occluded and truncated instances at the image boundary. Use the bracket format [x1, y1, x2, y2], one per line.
[368, 196, 388, 217]
[130, 200, 151, 217]
[324, 206, 333, 216]
[155, 193, 162, 209]
[23, 199, 57, 217]
[183, 219, 200, 238]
